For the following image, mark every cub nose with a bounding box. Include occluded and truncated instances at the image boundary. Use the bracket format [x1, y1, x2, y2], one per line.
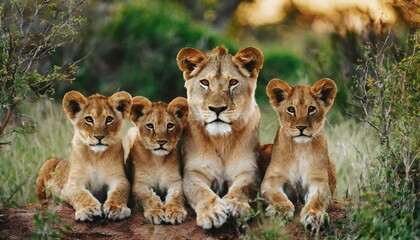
[208, 106, 228, 116]
[94, 135, 105, 141]
[156, 140, 168, 146]
[296, 126, 307, 133]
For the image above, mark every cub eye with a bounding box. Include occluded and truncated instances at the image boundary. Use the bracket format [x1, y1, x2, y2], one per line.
[167, 123, 175, 130]
[200, 79, 209, 87]
[229, 79, 238, 86]
[308, 106, 317, 114]
[84, 116, 94, 124]
[105, 116, 114, 124]
[146, 123, 154, 129]
[287, 106, 295, 114]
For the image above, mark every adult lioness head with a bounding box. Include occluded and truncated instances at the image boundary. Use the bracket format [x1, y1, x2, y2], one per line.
[266, 78, 337, 143]
[63, 91, 132, 152]
[177, 46, 263, 136]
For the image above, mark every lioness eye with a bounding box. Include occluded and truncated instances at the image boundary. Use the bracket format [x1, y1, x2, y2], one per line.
[105, 116, 114, 124]
[229, 79, 238, 86]
[84, 116, 94, 124]
[167, 123, 175, 129]
[146, 123, 154, 129]
[308, 106, 317, 114]
[287, 107, 295, 114]
[200, 79, 209, 87]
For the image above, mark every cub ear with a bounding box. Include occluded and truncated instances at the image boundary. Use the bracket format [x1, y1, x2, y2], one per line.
[266, 79, 292, 108]
[233, 46, 264, 78]
[62, 91, 87, 120]
[311, 78, 337, 108]
[131, 96, 152, 123]
[110, 91, 133, 118]
[168, 97, 189, 127]
[176, 47, 207, 80]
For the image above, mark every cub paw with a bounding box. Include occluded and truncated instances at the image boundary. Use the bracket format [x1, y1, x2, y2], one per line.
[103, 201, 131, 221]
[144, 204, 165, 225]
[223, 197, 251, 218]
[164, 204, 187, 224]
[196, 197, 229, 229]
[265, 200, 295, 220]
[300, 209, 329, 233]
[75, 203, 102, 222]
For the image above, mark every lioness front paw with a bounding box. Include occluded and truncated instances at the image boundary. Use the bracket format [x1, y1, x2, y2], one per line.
[265, 200, 295, 220]
[223, 197, 251, 218]
[103, 201, 131, 221]
[144, 204, 165, 225]
[75, 203, 102, 221]
[164, 204, 187, 224]
[196, 197, 229, 229]
[300, 209, 329, 233]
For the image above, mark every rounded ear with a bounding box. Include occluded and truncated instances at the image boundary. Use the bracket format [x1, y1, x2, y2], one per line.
[266, 79, 292, 108]
[131, 96, 152, 123]
[110, 91, 133, 118]
[233, 46, 264, 78]
[311, 78, 337, 107]
[62, 91, 87, 120]
[168, 97, 189, 127]
[176, 47, 207, 80]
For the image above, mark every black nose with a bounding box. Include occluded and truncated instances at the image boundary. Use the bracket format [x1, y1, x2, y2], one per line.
[94, 135, 105, 141]
[296, 126, 307, 133]
[208, 106, 228, 116]
[156, 140, 167, 146]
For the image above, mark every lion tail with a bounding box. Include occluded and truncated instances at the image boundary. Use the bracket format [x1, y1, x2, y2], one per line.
[35, 158, 62, 200]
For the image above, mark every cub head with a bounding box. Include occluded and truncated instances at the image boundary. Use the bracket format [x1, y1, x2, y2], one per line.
[266, 78, 337, 143]
[63, 91, 133, 152]
[177, 46, 263, 136]
[130, 96, 188, 156]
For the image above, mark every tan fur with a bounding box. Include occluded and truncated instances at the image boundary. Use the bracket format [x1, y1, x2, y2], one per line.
[35, 91, 133, 222]
[127, 96, 189, 225]
[261, 78, 337, 232]
[176, 46, 264, 229]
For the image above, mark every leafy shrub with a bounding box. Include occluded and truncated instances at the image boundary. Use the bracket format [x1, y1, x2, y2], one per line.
[351, 30, 419, 239]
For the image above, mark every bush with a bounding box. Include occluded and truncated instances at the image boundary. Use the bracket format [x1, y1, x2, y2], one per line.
[351, 30, 419, 239]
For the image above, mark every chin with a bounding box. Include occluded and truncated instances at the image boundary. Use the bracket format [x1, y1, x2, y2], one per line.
[205, 122, 232, 136]
[153, 149, 170, 156]
[293, 136, 312, 143]
[90, 145, 108, 153]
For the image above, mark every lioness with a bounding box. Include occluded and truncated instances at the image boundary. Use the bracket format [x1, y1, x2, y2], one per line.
[36, 91, 132, 221]
[261, 78, 337, 232]
[176, 46, 264, 229]
[125, 96, 188, 225]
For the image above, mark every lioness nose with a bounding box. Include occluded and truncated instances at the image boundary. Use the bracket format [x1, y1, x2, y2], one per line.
[157, 140, 168, 146]
[94, 135, 105, 141]
[208, 106, 227, 115]
[296, 126, 307, 132]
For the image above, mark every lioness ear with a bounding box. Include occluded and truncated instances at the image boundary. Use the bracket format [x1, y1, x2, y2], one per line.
[168, 97, 189, 127]
[311, 78, 337, 108]
[266, 79, 292, 108]
[131, 96, 152, 123]
[176, 47, 207, 80]
[63, 91, 87, 120]
[233, 46, 264, 78]
[110, 91, 133, 118]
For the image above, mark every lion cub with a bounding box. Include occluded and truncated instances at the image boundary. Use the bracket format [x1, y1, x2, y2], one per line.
[125, 96, 188, 225]
[261, 78, 337, 232]
[36, 91, 132, 221]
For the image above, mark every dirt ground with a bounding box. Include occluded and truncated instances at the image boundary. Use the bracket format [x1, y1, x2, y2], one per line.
[0, 200, 348, 239]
